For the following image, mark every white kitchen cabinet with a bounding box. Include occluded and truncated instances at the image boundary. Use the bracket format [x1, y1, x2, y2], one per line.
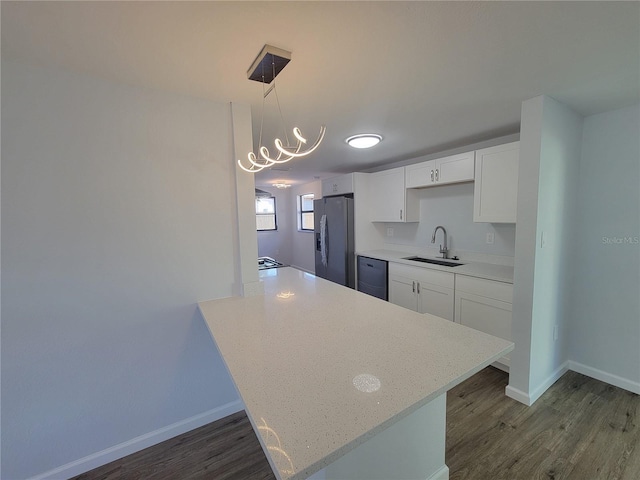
[322, 173, 356, 197]
[454, 275, 513, 368]
[369, 167, 419, 222]
[473, 141, 520, 223]
[405, 151, 474, 189]
[388, 274, 418, 311]
[389, 263, 454, 320]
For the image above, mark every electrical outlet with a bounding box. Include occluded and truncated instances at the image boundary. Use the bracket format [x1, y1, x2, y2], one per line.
[486, 232, 494, 244]
[387, 227, 394, 237]
[553, 325, 559, 341]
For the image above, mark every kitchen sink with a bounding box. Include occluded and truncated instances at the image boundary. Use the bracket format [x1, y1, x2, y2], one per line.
[403, 256, 464, 267]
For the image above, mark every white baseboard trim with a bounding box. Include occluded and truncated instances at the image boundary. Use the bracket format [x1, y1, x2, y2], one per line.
[528, 361, 569, 405]
[569, 361, 640, 395]
[505, 385, 531, 406]
[505, 361, 569, 406]
[427, 464, 450, 480]
[29, 400, 244, 480]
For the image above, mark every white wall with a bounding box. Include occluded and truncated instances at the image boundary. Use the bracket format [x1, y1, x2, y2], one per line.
[290, 180, 321, 273]
[507, 97, 544, 401]
[1, 61, 246, 478]
[383, 183, 516, 259]
[257, 186, 294, 265]
[569, 104, 640, 391]
[508, 96, 640, 405]
[509, 96, 583, 404]
[230, 103, 261, 296]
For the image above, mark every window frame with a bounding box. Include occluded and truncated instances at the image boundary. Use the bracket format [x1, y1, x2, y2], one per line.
[256, 196, 277, 231]
[298, 193, 315, 232]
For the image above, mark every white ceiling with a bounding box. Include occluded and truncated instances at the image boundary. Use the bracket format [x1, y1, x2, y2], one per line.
[2, 1, 639, 187]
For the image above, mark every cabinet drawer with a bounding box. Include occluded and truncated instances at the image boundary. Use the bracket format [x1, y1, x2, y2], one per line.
[455, 275, 513, 303]
[389, 262, 455, 289]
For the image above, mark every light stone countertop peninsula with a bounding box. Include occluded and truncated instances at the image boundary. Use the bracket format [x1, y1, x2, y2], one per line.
[357, 249, 515, 283]
[199, 267, 513, 480]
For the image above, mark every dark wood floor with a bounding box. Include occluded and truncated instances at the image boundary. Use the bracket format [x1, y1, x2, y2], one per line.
[71, 412, 276, 480]
[446, 367, 639, 480]
[72, 367, 639, 480]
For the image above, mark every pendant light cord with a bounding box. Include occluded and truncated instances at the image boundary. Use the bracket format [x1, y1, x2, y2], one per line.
[271, 56, 291, 147]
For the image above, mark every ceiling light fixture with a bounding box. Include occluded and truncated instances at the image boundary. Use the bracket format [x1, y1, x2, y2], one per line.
[346, 134, 382, 149]
[237, 45, 326, 173]
[272, 183, 291, 189]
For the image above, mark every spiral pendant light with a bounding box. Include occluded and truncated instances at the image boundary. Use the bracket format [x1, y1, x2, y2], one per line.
[237, 45, 326, 173]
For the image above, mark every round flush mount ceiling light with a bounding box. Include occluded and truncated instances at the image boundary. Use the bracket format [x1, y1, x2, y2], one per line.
[346, 134, 382, 149]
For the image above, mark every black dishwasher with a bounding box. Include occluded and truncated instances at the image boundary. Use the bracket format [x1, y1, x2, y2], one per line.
[357, 256, 388, 301]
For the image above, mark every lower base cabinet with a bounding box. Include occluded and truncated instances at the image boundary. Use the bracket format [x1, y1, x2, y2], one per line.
[389, 263, 454, 321]
[388, 264, 513, 368]
[454, 275, 513, 367]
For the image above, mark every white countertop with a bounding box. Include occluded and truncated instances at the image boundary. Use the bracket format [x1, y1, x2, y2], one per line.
[199, 267, 513, 480]
[357, 249, 515, 283]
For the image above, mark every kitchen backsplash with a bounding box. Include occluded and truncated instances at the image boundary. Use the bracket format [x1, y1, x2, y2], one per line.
[383, 182, 516, 259]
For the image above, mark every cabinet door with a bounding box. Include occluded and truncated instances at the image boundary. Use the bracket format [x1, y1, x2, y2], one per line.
[322, 174, 354, 197]
[474, 142, 519, 223]
[437, 152, 474, 185]
[455, 291, 512, 366]
[417, 282, 454, 320]
[389, 274, 418, 311]
[369, 167, 406, 222]
[405, 160, 436, 188]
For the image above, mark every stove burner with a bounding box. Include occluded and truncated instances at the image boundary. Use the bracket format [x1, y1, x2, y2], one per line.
[258, 256, 285, 270]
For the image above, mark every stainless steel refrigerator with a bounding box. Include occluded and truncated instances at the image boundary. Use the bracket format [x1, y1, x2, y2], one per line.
[314, 196, 355, 288]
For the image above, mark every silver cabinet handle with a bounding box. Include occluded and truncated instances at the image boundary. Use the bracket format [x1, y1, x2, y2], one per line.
[430, 169, 434, 182]
[435, 169, 439, 182]
[417, 282, 421, 294]
[400, 209, 403, 220]
[412, 281, 415, 293]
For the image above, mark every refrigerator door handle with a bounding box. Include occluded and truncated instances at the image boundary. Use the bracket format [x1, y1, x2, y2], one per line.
[320, 214, 328, 267]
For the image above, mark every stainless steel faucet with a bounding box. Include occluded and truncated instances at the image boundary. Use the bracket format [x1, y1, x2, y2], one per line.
[431, 226, 448, 259]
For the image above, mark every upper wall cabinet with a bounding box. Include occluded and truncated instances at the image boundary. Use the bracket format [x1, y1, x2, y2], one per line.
[473, 141, 520, 223]
[369, 167, 419, 222]
[322, 173, 356, 197]
[405, 151, 475, 189]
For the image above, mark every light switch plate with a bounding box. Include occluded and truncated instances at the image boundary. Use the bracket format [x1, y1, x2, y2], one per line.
[387, 227, 394, 237]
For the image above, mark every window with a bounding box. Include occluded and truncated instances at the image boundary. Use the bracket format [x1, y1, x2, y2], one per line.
[256, 196, 277, 231]
[298, 193, 314, 231]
